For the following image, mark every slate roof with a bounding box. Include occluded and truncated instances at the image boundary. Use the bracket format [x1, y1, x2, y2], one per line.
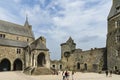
[61, 37, 76, 46]
[0, 38, 28, 47]
[108, 0, 120, 19]
[30, 37, 49, 51]
[0, 20, 34, 38]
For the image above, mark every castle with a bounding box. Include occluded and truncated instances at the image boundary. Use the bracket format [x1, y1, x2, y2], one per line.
[0, 0, 120, 74]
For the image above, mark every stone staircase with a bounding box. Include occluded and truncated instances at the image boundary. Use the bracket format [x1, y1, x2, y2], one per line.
[23, 67, 54, 75]
[23, 67, 35, 75]
[31, 67, 54, 75]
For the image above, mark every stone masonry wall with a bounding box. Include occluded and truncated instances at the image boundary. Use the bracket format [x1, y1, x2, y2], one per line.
[0, 46, 24, 70]
[107, 14, 120, 70]
[0, 31, 34, 43]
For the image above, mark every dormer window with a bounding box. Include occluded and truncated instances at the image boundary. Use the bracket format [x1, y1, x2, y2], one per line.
[116, 6, 120, 12]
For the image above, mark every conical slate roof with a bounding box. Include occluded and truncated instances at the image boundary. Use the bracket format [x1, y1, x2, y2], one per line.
[61, 37, 76, 46]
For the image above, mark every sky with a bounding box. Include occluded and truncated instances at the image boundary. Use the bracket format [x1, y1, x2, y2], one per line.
[0, 0, 112, 60]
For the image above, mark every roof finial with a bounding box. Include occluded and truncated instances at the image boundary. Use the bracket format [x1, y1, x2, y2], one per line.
[24, 14, 29, 26]
[26, 14, 28, 22]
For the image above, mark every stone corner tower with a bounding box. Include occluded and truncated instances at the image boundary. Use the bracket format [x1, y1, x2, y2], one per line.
[107, 0, 120, 71]
[60, 37, 76, 61]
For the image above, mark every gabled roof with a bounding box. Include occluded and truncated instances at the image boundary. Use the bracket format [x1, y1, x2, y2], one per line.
[30, 37, 49, 51]
[0, 38, 28, 47]
[0, 20, 34, 38]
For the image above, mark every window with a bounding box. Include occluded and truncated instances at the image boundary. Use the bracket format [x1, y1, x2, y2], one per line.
[77, 63, 80, 69]
[17, 49, 21, 54]
[27, 38, 29, 42]
[3, 34, 5, 38]
[0, 34, 5, 38]
[115, 50, 119, 57]
[60, 65, 62, 69]
[115, 21, 120, 28]
[116, 6, 120, 12]
[52, 65, 55, 68]
[81, 55, 83, 58]
[115, 66, 118, 70]
[116, 35, 120, 42]
[117, 50, 120, 57]
[84, 63, 87, 70]
[115, 21, 118, 28]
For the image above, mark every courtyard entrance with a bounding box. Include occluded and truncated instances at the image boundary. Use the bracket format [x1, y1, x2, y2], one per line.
[84, 63, 87, 70]
[0, 59, 11, 71]
[77, 62, 80, 69]
[37, 53, 46, 67]
[13, 59, 22, 71]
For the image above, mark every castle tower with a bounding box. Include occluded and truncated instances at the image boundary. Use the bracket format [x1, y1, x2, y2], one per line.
[61, 37, 76, 61]
[107, 0, 120, 71]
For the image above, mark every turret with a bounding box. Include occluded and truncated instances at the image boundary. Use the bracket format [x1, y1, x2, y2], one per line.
[61, 37, 76, 59]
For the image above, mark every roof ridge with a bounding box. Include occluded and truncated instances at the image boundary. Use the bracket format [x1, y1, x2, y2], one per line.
[0, 19, 34, 38]
[0, 19, 24, 28]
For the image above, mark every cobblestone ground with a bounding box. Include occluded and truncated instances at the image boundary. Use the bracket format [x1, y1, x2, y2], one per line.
[0, 71, 119, 80]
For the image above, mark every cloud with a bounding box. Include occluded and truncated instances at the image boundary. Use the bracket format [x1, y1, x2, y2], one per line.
[13, 0, 21, 3]
[0, 0, 112, 60]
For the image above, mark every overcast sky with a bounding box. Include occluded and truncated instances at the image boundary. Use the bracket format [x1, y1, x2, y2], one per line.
[0, 0, 112, 60]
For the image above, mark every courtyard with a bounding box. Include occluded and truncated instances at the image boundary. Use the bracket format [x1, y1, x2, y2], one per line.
[0, 71, 119, 80]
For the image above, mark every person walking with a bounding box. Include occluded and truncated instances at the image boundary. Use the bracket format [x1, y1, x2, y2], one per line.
[105, 70, 108, 77]
[62, 71, 65, 80]
[65, 71, 70, 80]
[72, 70, 74, 80]
[109, 70, 112, 77]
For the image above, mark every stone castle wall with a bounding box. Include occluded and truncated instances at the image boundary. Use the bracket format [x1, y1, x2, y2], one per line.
[0, 46, 24, 70]
[0, 31, 34, 43]
[107, 13, 120, 71]
[51, 38, 106, 72]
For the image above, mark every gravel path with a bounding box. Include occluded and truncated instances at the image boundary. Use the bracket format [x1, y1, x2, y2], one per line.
[0, 71, 119, 80]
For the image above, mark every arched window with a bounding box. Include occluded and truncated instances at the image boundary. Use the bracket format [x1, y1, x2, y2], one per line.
[60, 65, 62, 70]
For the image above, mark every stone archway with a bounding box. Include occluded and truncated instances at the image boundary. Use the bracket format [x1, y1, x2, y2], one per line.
[0, 58, 11, 71]
[13, 59, 22, 71]
[37, 53, 46, 67]
[77, 62, 80, 69]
